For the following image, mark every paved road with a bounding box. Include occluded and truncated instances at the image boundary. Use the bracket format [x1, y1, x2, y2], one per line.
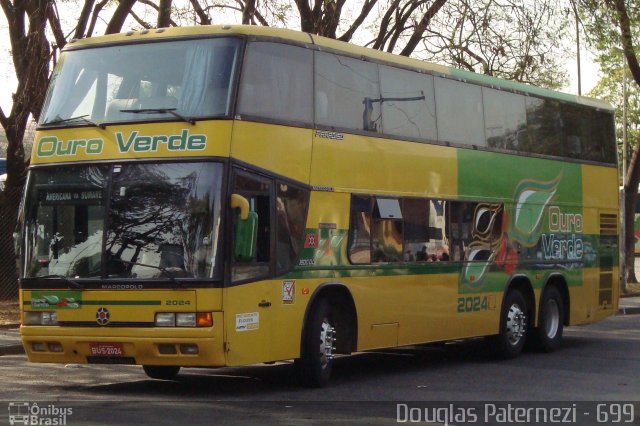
[1, 315, 639, 425]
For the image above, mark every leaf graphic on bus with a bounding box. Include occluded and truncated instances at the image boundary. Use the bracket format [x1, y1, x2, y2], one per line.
[460, 246, 492, 289]
[43, 295, 60, 305]
[510, 175, 561, 247]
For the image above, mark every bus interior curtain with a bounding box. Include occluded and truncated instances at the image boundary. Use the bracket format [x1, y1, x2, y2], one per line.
[178, 43, 215, 116]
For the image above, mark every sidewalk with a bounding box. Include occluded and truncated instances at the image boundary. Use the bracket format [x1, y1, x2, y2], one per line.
[0, 327, 23, 356]
[619, 295, 640, 315]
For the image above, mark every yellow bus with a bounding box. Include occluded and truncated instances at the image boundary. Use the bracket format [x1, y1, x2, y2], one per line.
[17, 25, 619, 387]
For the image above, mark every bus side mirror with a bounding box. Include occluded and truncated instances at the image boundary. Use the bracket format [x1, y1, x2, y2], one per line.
[230, 194, 258, 262]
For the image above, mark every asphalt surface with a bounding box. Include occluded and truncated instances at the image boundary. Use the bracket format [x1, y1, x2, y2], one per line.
[0, 314, 639, 425]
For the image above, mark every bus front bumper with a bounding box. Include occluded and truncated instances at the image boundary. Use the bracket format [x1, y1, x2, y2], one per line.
[20, 313, 226, 367]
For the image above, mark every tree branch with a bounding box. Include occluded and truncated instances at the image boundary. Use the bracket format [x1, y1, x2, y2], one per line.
[400, 0, 447, 56]
[338, 0, 378, 42]
[371, 0, 400, 49]
[74, 0, 95, 39]
[189, 0, 211, 25]
[130, 9, 151, 28]
[609, 0, 640, 87]
[0, 107, 7, 129]
[87, 0, 109, 37]
[48, 1, 66, 48]
[105, 0, 137, 34]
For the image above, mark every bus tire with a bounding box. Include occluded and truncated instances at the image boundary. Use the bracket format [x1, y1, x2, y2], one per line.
[142, 365, 180, 380]
[495, 289, 528, 359]
[531, 286, 564, 352]
[295, 298, 336, 387]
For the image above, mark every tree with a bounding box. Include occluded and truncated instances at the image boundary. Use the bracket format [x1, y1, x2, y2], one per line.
[579, 0, 640, 289]
[589, 49, 640, 155]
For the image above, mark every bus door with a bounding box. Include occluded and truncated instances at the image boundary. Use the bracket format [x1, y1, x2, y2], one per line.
[224, 170, 274, 365]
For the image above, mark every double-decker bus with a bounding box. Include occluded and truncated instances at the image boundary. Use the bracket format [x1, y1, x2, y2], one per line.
[17, 25, 619, 387]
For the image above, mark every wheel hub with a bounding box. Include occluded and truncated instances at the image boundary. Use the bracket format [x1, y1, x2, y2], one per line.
[506, 304, 526, 346]
[319, 319, 336, 368]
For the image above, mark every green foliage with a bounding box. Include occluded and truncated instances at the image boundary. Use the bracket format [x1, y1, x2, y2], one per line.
[581, 0, 640, 164]
[589, 50, 640, 158]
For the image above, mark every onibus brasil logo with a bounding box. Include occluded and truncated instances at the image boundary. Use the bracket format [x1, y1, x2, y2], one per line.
[8, 402, 73, 425]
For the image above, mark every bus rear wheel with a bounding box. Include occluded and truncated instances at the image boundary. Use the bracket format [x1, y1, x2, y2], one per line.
[531, 286, 564, 352]
[295, 298, 336, 387]
[495, 289, 528, 358]
[143, 365, 181, 380]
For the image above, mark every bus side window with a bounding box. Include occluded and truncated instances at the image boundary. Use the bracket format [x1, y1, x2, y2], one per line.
[275, 183, 309, 275]
[371, 198, 403, 263]
[448, 202, 475, 261]
[238, 42, 313, 124]
[403, 198, 430, 262]
[348, 196, 373, 264]
[231, 172, 273, 282]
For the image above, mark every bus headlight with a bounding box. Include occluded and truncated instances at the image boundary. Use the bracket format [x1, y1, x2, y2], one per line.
[24, 311, 58, 326]
[155, 313, 176, 327]
[155, 312, 213, 327]
[176, 313, 196, 327]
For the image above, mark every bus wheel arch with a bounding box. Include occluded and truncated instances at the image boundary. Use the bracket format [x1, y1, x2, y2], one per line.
[295, 283, 358, 387]
[301, 283, 358, 355]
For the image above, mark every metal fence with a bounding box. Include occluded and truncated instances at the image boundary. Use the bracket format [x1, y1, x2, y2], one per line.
[0, 186, 20, 300]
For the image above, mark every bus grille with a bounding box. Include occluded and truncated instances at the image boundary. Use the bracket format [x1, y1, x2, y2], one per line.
[598, 213, 617, 307]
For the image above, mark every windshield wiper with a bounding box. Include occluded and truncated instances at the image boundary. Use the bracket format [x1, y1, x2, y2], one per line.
[115, 259, 184, 288]
[120, 108, 196, 125]
[39, 274, 85, 290]
[43, 114, 105, 129]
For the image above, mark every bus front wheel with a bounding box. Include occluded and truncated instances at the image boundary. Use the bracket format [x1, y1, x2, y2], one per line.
[143, 365, 181, 380]
[295, 298, 336, 387]
[495, 289, 528, 358]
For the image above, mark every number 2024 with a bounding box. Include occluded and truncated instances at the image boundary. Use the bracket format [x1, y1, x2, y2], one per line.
[457, 296, 488, 313]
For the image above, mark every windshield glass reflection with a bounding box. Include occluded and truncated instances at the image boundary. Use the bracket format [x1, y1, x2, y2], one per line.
[23, 162, 223, 280]
[106, 163, 222, 279]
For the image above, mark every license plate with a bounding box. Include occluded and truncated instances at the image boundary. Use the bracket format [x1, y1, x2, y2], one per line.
[89, 343, 124, 357]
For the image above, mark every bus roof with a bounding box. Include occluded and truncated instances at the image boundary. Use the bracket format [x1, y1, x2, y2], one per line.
[66, 25, 613, 112]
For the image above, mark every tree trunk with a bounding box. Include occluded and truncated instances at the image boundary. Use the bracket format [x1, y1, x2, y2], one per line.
[624, 135, 640, 289]
[105, 0, 137, 34]
[157, 0, 172, 28]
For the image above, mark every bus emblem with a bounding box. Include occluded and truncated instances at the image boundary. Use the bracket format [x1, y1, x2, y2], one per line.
[96, 307, 110, 326]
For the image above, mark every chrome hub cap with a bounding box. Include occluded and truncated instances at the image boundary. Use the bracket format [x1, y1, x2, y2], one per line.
[506, 303, 526, 346]
[319, 320, 336, 369]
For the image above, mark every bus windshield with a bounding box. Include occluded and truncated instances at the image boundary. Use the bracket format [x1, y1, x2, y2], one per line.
[39, 37, 241, 127]
[23, 162, 224, 281]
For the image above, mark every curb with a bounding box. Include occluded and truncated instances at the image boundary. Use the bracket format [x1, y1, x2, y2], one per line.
[618, 307, 640, 316]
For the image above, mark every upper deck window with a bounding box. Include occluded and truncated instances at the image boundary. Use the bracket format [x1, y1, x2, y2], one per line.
[39, 37, 242, 127]
[315, 52, 381, 133]
[238, 42, 313, 125]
